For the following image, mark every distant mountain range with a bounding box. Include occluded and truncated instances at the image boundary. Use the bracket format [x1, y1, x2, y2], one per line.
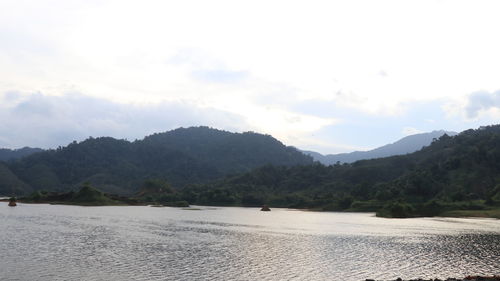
[189, 125, 500, 216]
[303, 130, 458, 165]
[0, 147, 44, 162]
[0, 127, 313, 196]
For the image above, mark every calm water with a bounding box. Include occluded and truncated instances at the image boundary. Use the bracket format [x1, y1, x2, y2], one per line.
[1, 203, 499, 281]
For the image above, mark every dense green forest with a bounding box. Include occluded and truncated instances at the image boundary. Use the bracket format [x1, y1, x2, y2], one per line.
[0, 127, 312, 195]
[180, 125, 500, 217]
[4, 124, 500, 218]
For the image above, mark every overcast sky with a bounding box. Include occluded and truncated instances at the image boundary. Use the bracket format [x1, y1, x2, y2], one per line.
[1, 0, 500, 153]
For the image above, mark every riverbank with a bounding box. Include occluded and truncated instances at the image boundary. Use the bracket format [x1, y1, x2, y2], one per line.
[373, 200, 500, 219]
[3, 186, 500, 219]
[366, 277, 500, 281]
[3, 198, 500, 220]
[440, 209, 500, 219]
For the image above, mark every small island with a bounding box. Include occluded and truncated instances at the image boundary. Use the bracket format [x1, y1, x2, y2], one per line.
[8, 197, 16, 207]
[18, 181, 189, 208]
[260, 205, 271, 211]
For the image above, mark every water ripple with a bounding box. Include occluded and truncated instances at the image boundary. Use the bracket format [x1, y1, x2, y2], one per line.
[1, 204, 499, 281]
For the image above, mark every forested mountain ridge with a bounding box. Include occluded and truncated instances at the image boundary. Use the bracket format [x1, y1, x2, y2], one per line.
[304, 130, 457, 164]
[0, 147, 44, 162]
[4, 124, 500, 218]
[0, 127, 313, 196]
[184, 125, 500, 216]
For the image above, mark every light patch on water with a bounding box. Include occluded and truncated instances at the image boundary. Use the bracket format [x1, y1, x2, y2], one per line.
[1, 203, 499, 281]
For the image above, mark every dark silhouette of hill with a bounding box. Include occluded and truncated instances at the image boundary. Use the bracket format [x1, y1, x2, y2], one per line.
[304, 130, 457, 164]
[0, 127, 312, 196]
[0, 147, 44, 162]
[0, 162, 32, 196]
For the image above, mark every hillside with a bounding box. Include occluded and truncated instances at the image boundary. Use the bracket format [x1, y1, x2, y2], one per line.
[1, 127, 312, 196]
[0, 147, 44, 162]
[184, 125, 500, 216]
[305, 130, 457, 164]
[0, 162, 32, 196]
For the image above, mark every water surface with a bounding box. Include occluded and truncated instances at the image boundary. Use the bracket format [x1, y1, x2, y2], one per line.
[1, 203, 499, 281]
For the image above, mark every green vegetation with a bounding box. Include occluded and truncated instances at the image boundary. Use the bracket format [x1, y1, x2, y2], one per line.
[135, 179, 190, 207]
[23, 184, 124, 206]
[0, 162, 32, 196]
[5, 124, 500, 218]
[161, 201, 190, 207]
[179, 125, 500, 218]
[71, 185, 114, 204]
[3, 127, 312, 196]
[21, 181, 190, 207]
[440, 209, 500, 219]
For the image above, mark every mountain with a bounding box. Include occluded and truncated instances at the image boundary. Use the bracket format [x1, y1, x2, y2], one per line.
[185, 125, 500, 216]
[0, 147, 44, 162]
[304, 130, 457, 165]
[1, 127, 313, 196]
[0, 162, 32, 196]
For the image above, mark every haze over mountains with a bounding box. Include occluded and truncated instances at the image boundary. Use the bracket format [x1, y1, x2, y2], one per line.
[304, 130, 458, 165]
[0, 147, 44, 162]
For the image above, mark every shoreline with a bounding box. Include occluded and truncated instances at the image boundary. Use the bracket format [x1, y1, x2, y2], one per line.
[2, 199, 499, 220]
[367, 277, 500, 281]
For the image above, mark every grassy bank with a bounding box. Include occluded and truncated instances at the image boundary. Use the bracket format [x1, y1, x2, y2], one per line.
[440, 209, 500, 219]
[375, 199, 500, 219]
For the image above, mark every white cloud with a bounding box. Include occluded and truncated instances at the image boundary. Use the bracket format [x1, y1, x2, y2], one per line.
[1, 0, 500, 152]
[0, 91, 337, 150]
[0, 92, 250, 148]
[4, 1, 500, 106]
[465, 90, 500, 119]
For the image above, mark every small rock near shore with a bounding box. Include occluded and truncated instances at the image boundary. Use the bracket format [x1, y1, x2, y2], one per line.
[260, 205, 271, 211]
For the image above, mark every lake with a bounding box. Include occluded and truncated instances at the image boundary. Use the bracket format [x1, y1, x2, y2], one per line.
[1, 203, 499, 281]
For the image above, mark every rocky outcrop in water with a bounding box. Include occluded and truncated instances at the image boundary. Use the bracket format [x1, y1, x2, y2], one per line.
[8, 197, 16, 207]
[260, 205, 271, 211]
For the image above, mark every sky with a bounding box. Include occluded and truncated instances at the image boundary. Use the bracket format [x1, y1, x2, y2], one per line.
[1, 0, 500, 154]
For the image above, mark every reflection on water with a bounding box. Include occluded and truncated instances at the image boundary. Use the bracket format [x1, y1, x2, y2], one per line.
[1, 203, 499, 281]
